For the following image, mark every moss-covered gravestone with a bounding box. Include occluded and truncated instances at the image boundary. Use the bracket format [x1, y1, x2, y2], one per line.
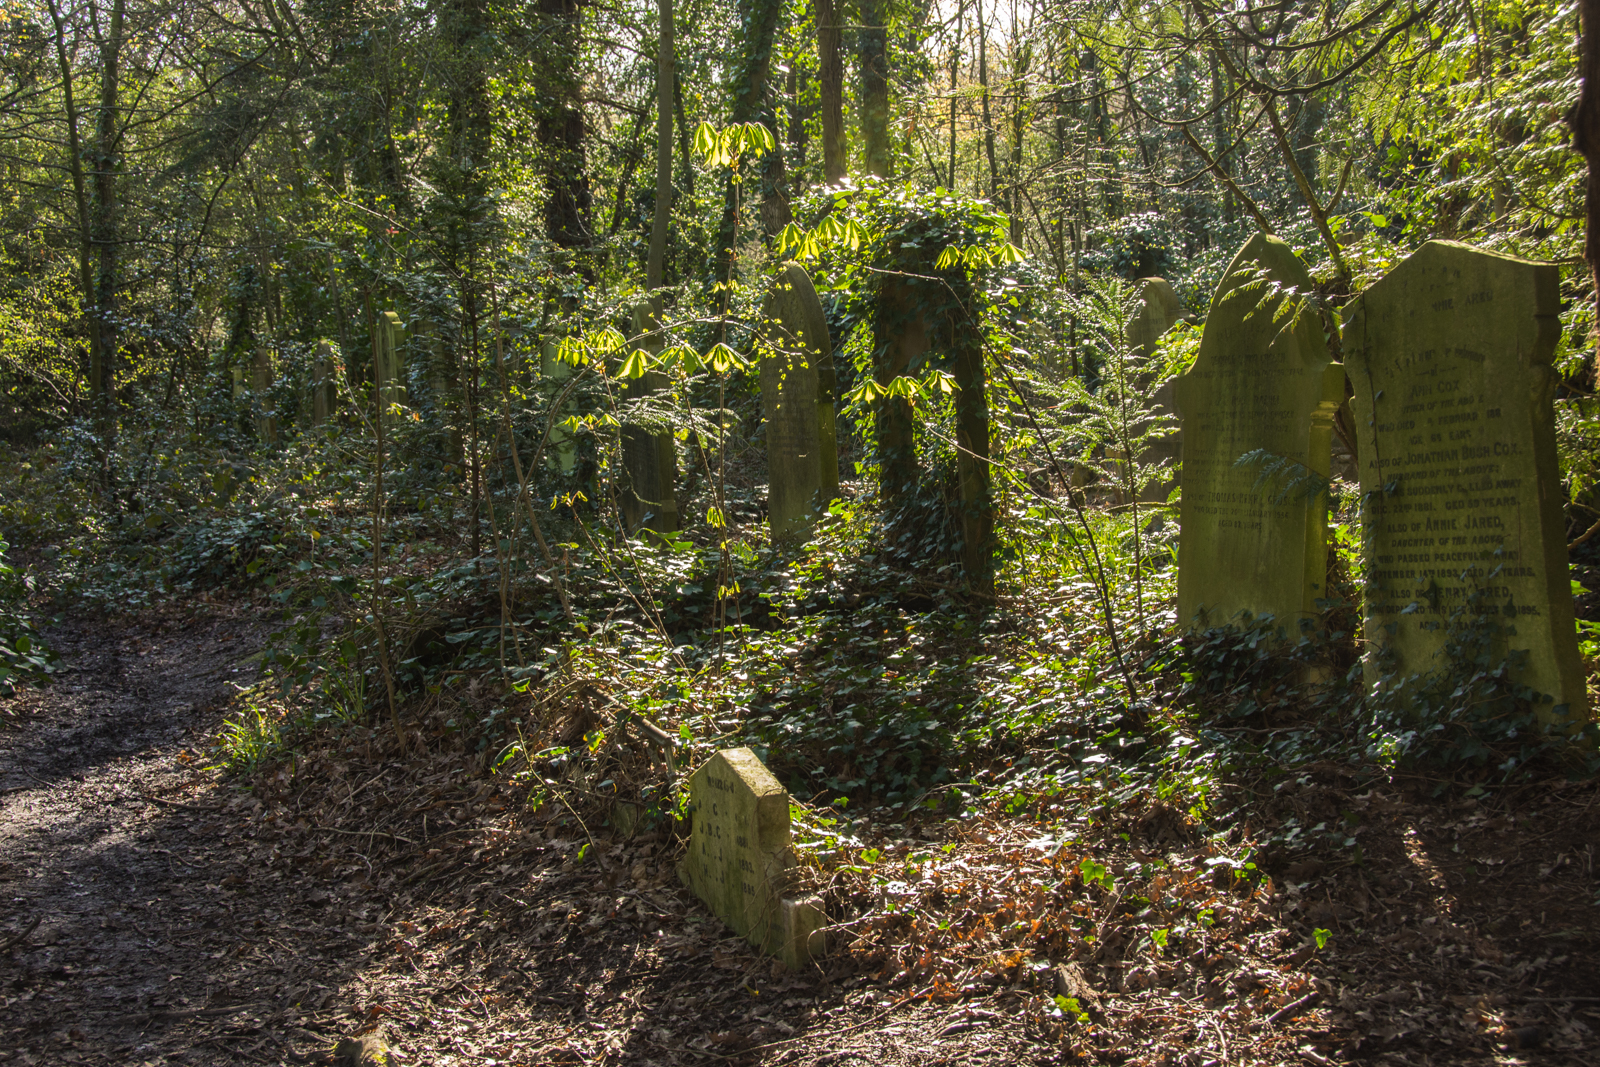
[678, 748, 825, 968]
[761, 264, 838, 544]
[1174, 234, 1345, 631]
[312, 340, 336, 427]
[620, 297, 679, 535]
[376, 311, 407, 429]
[1344, 240, 1589, 724]
[540, 339, 579, 476]
[1125, 277, 1185, 505]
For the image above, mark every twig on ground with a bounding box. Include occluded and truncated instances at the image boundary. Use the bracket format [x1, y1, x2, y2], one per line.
[0, 915, 41, 951]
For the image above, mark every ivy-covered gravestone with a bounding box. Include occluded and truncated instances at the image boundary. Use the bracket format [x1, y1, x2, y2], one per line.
[1344, 240, 1589, 724]
[1174, 234, 1345, 632]
[678, 748, 826, 968]
[761, 263, 836, 544]
[873, 273, 993, 594]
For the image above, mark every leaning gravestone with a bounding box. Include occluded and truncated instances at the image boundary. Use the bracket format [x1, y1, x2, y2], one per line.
[620, 297, 679, 534]
[678, 748, 825, 968]
[761, 264, 836, 544]
[1174, 234, 1345, 631]
[1344, 240, 1589, 724]
[1125, 278, 1185, 504]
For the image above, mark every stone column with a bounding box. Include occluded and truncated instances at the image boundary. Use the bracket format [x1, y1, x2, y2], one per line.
[251, 344, 277, 443]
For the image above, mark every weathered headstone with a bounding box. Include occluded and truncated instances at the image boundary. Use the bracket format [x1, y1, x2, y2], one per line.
[540, 339, 579, 476]
[1174, 234, 1345, 631]
[619, 297, 679, 535]
[1344, 240, 1589, 723]
[376, 311, 407, 428]
[251, 345, 278, 443]
[678, 748, 825, 968]
[312, 340, 336, 426]
[1126, 278, 1185, 505]
[761, 264, 836, 544]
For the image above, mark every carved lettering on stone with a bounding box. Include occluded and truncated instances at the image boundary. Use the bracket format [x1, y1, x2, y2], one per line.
[678, 748, 825, 968]
[1174, 234, 1344, 631]
[1344, 240, 1589, 723]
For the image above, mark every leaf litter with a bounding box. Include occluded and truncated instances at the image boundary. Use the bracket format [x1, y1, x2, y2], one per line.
[0, 597, 1596, 1065]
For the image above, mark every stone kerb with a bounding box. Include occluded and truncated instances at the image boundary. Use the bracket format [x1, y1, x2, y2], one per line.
[1174, 234, 1344, 632]
[678, 748, 826, 969]
[761, 264, 834, 545]
[1344, 240, 1589, 724]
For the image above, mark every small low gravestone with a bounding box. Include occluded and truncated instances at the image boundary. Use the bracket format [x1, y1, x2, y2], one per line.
[678, 748, 825, 968]
[761, 264, 836, 544]
[1174, 234, 1345, 632]
[1344, 240, 1589, 724]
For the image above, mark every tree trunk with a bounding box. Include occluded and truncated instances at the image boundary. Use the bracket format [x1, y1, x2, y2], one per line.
[91, 0, 126, 440]
[715, 0, 783, 284]
[537, 0, 594, 268]
[859, 0, 890, 177]
[977, 0, 997, 197]
[1575, 0, 1600, 370]
[45, 0, 96, 417]
[817, 0, 846, 183]
[648, 0, 674, 289]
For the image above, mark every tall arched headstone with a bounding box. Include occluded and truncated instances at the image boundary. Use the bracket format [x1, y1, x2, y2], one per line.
[620, 297, 679, 535]
[1126, 278, 1185, 504]
[761, 264, 836, 544]
[1345, 240, 1589, 724]
[376, 311, 407, 429]
[312, 340, 336, 427]
[251, 344, 278, 443]
[1175, 234, 1344, 631]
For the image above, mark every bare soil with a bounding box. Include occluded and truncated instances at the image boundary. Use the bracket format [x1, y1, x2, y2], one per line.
[0, 600, 1597, 1066]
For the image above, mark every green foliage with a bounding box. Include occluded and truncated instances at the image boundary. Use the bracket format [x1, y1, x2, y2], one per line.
[0, 538, 55, 694]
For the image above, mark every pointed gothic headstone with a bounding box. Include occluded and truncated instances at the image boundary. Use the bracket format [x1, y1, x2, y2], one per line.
[1174, 234, 1344, 631]
[1344, 240, 1589, 724]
